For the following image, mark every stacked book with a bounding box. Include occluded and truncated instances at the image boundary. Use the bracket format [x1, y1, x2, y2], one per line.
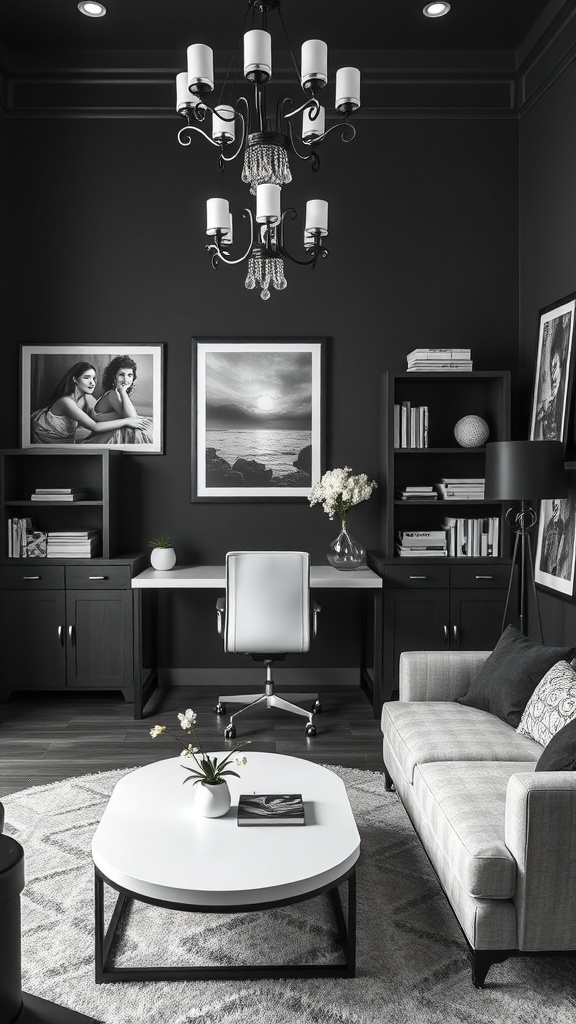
[31, 487, 87, 501]
[396, 530, 447, 557]
[442, 517, 500, 557]
[407, 348, 473, 372]
[436, 478, 485, 500]
[393, 402, 428, 448]
[395, 485, 438, 501]
[46, 531, 99, 558]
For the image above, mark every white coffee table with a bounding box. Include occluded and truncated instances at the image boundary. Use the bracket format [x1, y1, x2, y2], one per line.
[92, 752, 360, 981]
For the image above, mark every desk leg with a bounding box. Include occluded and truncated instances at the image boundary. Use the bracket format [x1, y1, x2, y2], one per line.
[132, 589, 158, 720]
[361, 589, 383, 718]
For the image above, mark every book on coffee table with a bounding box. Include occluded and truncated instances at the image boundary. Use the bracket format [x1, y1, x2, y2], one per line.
[237, 793, 305, 826]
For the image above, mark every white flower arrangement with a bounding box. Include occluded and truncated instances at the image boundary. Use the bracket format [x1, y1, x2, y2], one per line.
[308, 467, 377, 521]
[150, 709, 249, 786]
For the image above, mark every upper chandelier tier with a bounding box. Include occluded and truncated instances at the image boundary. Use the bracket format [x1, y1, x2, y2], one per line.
[175, 0, 361, 300]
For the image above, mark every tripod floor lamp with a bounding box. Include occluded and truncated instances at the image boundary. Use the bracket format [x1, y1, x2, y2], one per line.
[484, 440, 567, 639]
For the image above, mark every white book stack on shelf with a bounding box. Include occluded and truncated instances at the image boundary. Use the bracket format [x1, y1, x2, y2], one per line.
[31, 487, 87, 501]
[395, 530, 447, 557]
[393, 403, 428, 447]
[46, 531, 99, 558]
[395, 485, 438, 501]
[436, 478, 485, 500]
[406, 348, 473, 372]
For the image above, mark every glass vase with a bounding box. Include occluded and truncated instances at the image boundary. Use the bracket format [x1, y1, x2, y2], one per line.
[327, 513, 366, 571]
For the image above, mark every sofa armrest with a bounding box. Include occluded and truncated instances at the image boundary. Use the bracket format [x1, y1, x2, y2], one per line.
[505, 772, 576, 951]
[398, 650, 491, 702]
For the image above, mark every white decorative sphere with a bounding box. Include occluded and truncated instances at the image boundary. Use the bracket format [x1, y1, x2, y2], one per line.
[454, 415, 489, 448]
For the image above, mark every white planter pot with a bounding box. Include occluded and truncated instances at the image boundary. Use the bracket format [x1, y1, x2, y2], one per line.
[194, 780, 231, 818]
[150, 547, 176, 571]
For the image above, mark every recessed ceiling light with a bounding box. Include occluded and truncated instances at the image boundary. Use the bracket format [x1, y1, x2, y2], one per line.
[423, 2, 451, 17]
[78, 2, 107, 17]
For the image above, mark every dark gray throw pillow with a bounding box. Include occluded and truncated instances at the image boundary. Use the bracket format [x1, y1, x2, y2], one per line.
[457, 625, 576, 728]
[536, 718, 576, 771]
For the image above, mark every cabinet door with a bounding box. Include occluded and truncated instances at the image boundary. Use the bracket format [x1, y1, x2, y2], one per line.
[450, 589, 510, 651]
[66, 589, 133, 691]
[0, 590, 66, 695]
[383, 589, 450, 700]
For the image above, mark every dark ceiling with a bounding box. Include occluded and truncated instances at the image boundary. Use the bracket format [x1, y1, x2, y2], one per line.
[0, 0, 559, 54]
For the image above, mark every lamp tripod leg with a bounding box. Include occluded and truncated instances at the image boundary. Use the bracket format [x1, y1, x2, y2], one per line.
[526, 533, 543, 643]
[502, 530, 520, 634]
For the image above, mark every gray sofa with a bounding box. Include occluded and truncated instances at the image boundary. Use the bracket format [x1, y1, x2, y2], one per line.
[381, 649, 576, 987]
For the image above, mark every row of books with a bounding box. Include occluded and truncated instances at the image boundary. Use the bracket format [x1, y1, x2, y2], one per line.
[406, 348, 473, 372]
[443, 517, 500, 557]
[7, 518, 99, 557]
[31, 487, 87, 502]
[396, 478, 485, 501]
[393, 403, 428, 448]
[396, 518, 500, 558]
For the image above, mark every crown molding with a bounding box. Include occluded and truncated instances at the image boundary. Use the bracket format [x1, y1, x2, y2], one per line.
[516, 0, 576, 114]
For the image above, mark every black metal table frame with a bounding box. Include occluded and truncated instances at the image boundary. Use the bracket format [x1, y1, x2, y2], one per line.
[94, 863, 357, 982]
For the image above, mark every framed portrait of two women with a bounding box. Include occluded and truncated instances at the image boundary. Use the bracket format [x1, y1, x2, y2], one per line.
[20, 345, 164, 453]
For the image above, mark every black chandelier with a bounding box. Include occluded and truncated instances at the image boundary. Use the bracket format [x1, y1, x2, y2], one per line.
[175, 0, 361, 300]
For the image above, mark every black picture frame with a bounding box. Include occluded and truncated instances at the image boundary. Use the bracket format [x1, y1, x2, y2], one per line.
[191, 337, 326, 502]
[21, 344, 164, 453]
[534, 486, 576, 600]
[529, 293, 576, 448]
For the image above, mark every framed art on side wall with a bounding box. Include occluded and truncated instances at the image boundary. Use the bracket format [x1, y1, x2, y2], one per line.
[191, 338, 325, 501]
[534, 489, 576, 599]
[21, 345, 164, 452]
[529, 294, 576, 447]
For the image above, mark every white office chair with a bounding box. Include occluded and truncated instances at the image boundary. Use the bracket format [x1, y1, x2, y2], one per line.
[215, 550, 321, 738]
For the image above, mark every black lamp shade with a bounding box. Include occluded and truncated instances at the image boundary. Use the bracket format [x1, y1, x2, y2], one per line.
[484, 440, 567, 501]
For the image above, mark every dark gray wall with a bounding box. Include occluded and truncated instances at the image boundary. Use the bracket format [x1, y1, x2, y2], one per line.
[2, 111, 520, 668]
[520, 58, 576, 646]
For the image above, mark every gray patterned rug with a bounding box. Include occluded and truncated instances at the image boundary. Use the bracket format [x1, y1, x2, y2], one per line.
[3, 766, 576, 1024]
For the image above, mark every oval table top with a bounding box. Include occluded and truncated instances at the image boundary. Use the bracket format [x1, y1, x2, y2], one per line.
[92, 752, 360, 907]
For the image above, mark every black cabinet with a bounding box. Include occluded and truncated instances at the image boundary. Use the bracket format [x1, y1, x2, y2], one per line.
[0, 560, 145, 702]
[369, 554, 517, 703]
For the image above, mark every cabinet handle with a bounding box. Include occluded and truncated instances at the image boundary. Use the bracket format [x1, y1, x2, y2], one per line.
[475, 575, 493, 580]
[443, 625, 449, 646]
[88, 576, 108, 580]
[58, 625, 64, 646]
[453, 625, 459, 644]
[409, 575, 428, 580]
[22, 575, 41, 580]
[68, 625, 75, 646]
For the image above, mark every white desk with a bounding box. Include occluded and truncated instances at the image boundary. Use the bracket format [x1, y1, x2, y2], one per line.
[130, 564, 383, 719]
[132, 564, 382, 590]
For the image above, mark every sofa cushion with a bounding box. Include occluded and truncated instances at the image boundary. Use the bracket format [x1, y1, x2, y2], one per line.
[382, 701, 542, 785]
[517, 660, 576, 746]
[414, 761, 534, 898]
[457, 625, 575, 728]
[535, 717, 576, 771]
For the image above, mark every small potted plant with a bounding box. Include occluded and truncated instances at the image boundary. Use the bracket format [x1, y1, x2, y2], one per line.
[148, 535, 176, 571]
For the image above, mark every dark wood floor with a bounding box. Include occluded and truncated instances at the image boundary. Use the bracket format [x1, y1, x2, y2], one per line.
[0, 685, 384, 797]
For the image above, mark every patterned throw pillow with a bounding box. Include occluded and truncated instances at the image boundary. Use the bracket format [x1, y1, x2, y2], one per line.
[517, 660, 576, 746]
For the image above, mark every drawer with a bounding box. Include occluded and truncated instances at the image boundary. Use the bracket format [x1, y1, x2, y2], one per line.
[0, 565, 65, 589]
[450, 564, 512, 589]
[384, 563, 450, 589]
[65, 565, 131, 590]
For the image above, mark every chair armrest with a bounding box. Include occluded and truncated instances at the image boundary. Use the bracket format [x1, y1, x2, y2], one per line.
[216, 596, 226, 636]
[312, 600, 321, 639]
[399, 650, 491, 702]
[505, 772, 576, 950]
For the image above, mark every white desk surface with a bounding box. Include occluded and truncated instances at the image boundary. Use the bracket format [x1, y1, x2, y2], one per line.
[132, 564, 382, 589]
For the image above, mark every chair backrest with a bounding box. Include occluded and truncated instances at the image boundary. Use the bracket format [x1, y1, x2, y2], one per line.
[224, 551, 311, 654]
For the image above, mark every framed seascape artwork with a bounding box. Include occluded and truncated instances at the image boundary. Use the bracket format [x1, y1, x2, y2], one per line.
[529, 294, 576, 448]
[534, 489, 576, 599]
[191, 338, 325, 501]
[21, 345, 164, 453]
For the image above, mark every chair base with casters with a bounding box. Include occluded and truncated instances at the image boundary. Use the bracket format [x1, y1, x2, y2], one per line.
[215, 551, 321, 738]
[215, 662, 321, 738]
